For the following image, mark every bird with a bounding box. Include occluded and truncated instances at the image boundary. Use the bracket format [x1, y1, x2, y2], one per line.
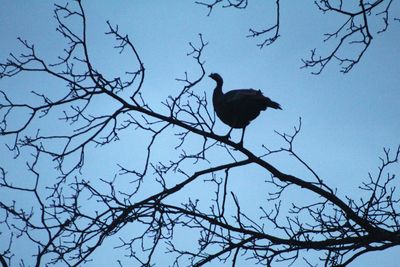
[209, 73, 282, 146]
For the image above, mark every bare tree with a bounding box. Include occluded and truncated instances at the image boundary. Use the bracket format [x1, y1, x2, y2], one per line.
[196, 0, 399, 74]
[1, 1, 399, 267]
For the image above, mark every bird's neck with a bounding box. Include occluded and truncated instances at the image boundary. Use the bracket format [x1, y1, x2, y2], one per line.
[213, 79, 223, 95]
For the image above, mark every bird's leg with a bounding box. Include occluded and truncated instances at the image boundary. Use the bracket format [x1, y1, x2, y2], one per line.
[224, 128, 233, 140]
[238, 127, 246, 147]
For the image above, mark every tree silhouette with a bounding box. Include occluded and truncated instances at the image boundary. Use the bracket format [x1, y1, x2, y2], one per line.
[1, 1, 399, 266]
[197, 0, 399, 74]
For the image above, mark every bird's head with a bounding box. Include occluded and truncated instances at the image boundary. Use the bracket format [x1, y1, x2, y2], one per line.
[209, 73, 223, 84]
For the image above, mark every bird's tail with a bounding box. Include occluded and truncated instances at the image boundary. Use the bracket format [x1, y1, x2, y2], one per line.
[267, 99, 282, 110]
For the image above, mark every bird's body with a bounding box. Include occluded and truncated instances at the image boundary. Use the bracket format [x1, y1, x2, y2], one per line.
[209, 73, 281, 145]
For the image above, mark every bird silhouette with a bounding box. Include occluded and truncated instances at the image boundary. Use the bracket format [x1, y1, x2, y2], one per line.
[209, 73, 282, 146]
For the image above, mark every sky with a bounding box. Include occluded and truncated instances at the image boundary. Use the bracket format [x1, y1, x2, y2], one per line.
[1, 1, 400, 266]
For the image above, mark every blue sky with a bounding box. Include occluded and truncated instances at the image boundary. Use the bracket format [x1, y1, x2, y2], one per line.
[1, 1, 400, 266]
